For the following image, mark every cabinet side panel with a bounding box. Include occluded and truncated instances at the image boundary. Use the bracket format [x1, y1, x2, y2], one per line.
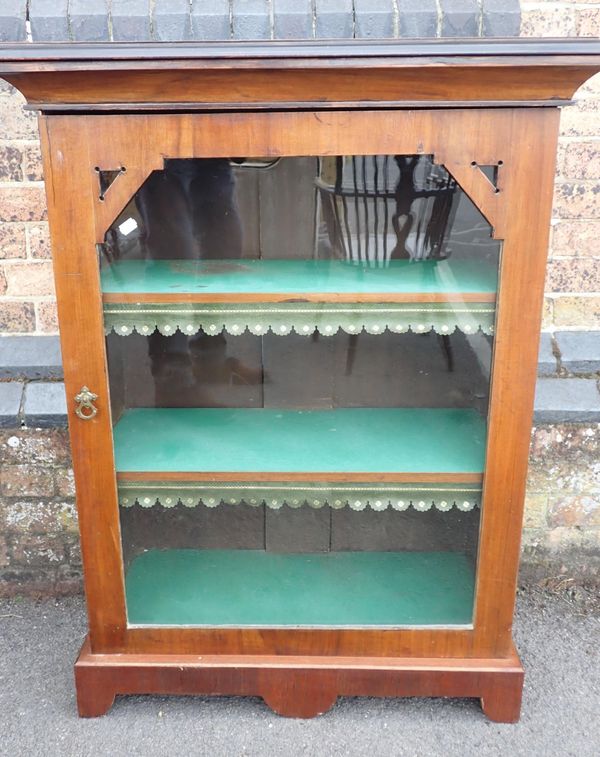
[39, 115, 126, 651]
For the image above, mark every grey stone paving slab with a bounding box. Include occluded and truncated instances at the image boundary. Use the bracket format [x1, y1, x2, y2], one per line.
[0, 381, 23, 427]
[232, 0, 271, 40]
[398, 0, 438, 38]
[0, 0, 523, 44]
[482, 0, 521, 37]
[154, 0, 192, 42]
[29, 0, 70, 42]
[22, 381, 67, 427]
[0, 589, 598, 756]
[273, 0, 313, 40]
[68, 0, 110, 42]
[537, 333, 557, 377]
[191, 0, 230, 40]
[440, 0, 480, 37]
[534, 377, 600, 423]
[353, 0, 396, 39]
[0, 336, 63, 380]
[0, 0, 26, 42]
[556, 331, 600, 375]
[314, 0, 353, 39]
[112, 0, 152, 42]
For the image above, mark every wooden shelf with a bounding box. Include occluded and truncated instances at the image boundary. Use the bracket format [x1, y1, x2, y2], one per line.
[125, 549, 475, 627]
[101, 258, 498, 302]
[102, 260, 497, 337]
[113, 407, 486, 483]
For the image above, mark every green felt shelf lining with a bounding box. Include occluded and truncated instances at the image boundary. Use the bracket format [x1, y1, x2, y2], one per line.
[102, 259, 497, 337]
[101, 258, 498, 296]
[113, 407, 487, 475]
[125, 549, 475, 627]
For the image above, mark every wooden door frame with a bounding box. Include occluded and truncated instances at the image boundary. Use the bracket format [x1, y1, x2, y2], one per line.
[40, 107, 559, 658]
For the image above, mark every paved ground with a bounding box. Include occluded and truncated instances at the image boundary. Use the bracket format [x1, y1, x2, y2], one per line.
[0, 586, 598, 757]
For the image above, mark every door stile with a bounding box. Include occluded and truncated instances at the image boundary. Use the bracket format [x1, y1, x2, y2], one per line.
[472, 107, 561, 655]
[39, 115, 127, 651]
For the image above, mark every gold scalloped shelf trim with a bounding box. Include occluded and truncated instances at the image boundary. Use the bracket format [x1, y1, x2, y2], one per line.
[104, 303, 496, 337]
[118, 483, 482, 513]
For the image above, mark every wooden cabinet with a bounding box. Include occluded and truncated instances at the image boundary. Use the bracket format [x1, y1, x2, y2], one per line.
[1, 39, 599, 721]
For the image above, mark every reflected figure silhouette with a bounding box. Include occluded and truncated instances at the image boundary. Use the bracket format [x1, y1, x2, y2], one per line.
[135, 159, 259, 406]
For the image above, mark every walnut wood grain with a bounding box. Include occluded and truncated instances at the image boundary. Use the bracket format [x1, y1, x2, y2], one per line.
[116, 471, 484, 484]
[102, 292, 497, 304]
[75, 636, 524, 721]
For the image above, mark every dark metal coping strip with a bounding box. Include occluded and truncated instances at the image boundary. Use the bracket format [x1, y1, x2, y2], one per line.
[0, 38, 599, 63]
[26, 100, 575, 114]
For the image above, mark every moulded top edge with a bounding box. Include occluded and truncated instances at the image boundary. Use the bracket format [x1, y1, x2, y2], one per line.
[0, 38, 599, 66]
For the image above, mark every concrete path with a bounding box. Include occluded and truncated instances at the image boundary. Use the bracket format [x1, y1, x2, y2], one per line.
[0, 587, 598, 756]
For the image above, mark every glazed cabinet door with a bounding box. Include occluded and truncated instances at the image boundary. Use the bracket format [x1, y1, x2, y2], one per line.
[40, 109, 559, 656]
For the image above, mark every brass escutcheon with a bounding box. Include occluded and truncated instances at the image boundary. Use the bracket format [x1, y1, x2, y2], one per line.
[74, 386, 98, 420]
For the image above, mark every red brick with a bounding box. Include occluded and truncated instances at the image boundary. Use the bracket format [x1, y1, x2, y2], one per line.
[0, 465, 54, 497]
[0, 429, 71, 466]
[546, 258, 600, 293]
[0, 96, 37, 139]
[576, 8, 600, 38]
[55, 563, 84, 595]
[562, 141, 600, 181]
[9, 534, 65, 566]
[553, 296, 600, 329]
[26, 223, 51, 259]
[0, 144, 23, 181]
[551, 220, 600, 258]
[0, 186, 47, 222]
[553, 182, 600, 219]
[0, 301, 35, 332]
[523, 492, 548, 529]
[2, 260, 55, 297]
[547, 495, 600, 528]
[520, 8, 576, 37]
[553, 140, 567, 181]
[36, 300, 58, 333]
[542, 297, 554, 330]
[530, 424, 600, 462]
[22, 142, 43, 182]
[560, 98, 600, 138]
[67, 538, 82, 566]
[578, 73, 600, 97]
[55, 468, 75, 497]
[0, 499, 77, 534]
[0, 223, 26, 259]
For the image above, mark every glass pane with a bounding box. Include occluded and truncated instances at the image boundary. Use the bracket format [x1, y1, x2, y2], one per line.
[100, 155, 500, 628]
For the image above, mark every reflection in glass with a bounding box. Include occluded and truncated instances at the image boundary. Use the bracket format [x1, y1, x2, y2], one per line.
[100, 155, 500, 628]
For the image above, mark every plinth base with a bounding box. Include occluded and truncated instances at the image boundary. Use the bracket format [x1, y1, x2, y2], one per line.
[75, 637, 523, 721]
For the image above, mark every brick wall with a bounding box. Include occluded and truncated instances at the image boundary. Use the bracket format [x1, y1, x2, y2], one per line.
[0, 6, 597, 335]
[0, 4, 599, 594]
[0, 428, 80, 596]
[0, 81, 54, 334]
[519, 2, 600, 332]
[524, 424, 600, 582]
[0, 420, 596, 596]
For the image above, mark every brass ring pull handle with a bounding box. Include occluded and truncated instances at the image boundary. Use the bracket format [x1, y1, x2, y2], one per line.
[74, 386, 98, 420]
